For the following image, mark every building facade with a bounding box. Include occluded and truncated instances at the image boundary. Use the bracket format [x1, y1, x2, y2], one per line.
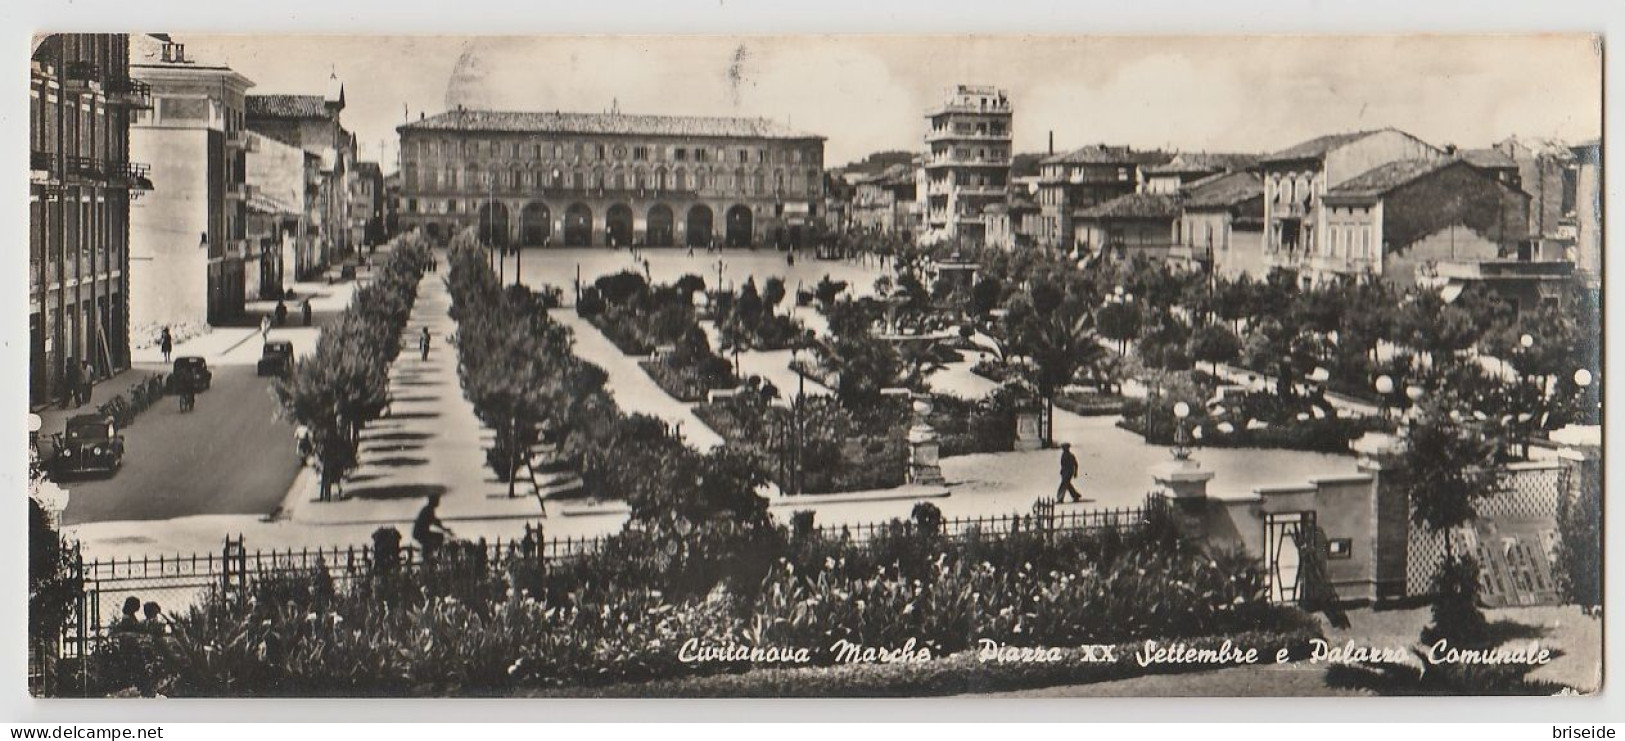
[1314, 158, 1531, 287]
[1034, 145, 1172, 252]
[128, 34, 253, 330]
[247, 76, 355, 265]
[244, 130, 320, 298]
[351, 161, 385, 248]
[1179, 171, 1267, 280]
[1260, 128, 1441, 282]
[920, 85, 1012, 246]
[850, 162, 919, 239]
[29, 33, 151, 407]
[396, 107, 827, 248]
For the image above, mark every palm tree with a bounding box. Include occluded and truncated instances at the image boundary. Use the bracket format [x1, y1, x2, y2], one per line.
[1017, 310, 1108, 446]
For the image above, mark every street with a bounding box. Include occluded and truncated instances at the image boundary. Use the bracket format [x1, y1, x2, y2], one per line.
[57, 362, 301, 526]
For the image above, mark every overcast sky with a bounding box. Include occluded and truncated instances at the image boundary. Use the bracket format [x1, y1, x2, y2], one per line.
[177, 34, 1602, 171]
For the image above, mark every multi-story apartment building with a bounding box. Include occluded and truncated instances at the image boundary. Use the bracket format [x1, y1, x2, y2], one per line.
[1034, 145, 1172, 251]
[128, 34, 253, 329]
[920, 85, 1012, 246]
[1569, 139, 1601, 292]
[247, 75, 355, 266]
[1260, 128, 1441, 282]
[29, 33, 151, 407]
[395, 107, 827, 248]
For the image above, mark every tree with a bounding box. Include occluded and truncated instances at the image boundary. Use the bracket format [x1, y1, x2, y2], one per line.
[1554, 454, 1602, 611]
[1190, 324, 1242, 375]
[1382, 393, 1506, 648]
[736, 278, 764, 323]
[1095, 301, 1141, 355]
[970, 275, 1003, 318]
[813, 275, 848, 308]
[763, 277, 787, 317]
[1013, 309, 1106, 446]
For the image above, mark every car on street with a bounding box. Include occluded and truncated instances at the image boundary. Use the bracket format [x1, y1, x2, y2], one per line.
[169, 356, 212, 393]
[48, 414, 124, 478]
[257, 340, 295, 377]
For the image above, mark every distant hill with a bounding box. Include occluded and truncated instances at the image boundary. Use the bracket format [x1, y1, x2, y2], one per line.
[834, 150, 918, 178]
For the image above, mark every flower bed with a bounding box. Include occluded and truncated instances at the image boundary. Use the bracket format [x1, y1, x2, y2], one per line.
[640, 355, 737, 403]
[113, 506, 1315, 697]
[1053, 389, 1143, 418]
[693, 395, 907, 494]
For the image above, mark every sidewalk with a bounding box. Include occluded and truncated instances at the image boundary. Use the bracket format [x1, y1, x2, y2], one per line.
[282, 269, 546, 528]
[550, 310, 727, 450]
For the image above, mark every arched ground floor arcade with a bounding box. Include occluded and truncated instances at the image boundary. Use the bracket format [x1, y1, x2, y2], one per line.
[398, 194, 822, 249]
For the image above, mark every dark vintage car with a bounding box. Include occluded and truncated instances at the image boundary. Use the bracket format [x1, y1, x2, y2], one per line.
[49, 414, 124, 478]
[257, 340, 295, 377]
[169, 356, 212, 393]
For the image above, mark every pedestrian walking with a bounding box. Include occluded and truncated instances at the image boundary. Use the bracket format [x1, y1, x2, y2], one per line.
[260, 315, 273, 341]
[419, 326, 431, 362]
[81, 360, 95, 407]
[275, 300, 289, 326]
[1056, 442, 1084, 503]
[159, 327, 173, 363]
[301, 299, 313, 327]
[66, 361, 84, 407]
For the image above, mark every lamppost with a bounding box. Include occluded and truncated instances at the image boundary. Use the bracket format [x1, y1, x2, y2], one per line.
[1171, 401, 1193, 461]
[790, 340, 807, 496]
[1375, 374, 1395, 421]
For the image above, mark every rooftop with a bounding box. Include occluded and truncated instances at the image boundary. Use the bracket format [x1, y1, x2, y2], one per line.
[1261, 129, 1392, 163]
[1042, 144, 1174, 167]
[1073, 192, 1182, 220]
[1182, 171, 1265, 210]
[1323, 158, 1459, 200]
[1145, 152, 1259, 175]
[248, 94, 330, 120]
[1461, 148, 1518, 169]
[399, 108, 823, 140]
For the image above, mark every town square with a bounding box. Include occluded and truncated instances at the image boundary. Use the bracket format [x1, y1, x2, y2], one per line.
[24, 33, 1602, 698]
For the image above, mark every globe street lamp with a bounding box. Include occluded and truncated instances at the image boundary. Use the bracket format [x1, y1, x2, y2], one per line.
[1375, 374, 1395, 420]
[1171, 401, 1193, 461]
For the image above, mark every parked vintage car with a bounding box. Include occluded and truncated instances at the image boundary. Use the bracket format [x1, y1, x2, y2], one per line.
[49, 414, 124, 478]
[168, 356, 212, 393]
[257, 340, 295, 377]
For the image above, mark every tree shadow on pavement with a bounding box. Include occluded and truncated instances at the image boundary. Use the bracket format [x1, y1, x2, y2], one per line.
[345, 483, 448, 501]
[367, 455, 431, 468]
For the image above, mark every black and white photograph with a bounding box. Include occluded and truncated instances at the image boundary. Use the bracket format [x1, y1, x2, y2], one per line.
[22, 31, 1604, 700]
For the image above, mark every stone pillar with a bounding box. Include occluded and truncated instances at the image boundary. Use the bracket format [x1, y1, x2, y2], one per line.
[907, 395, 945, 486]
[1152, 457, 1214, 500]
[1013, 406, 1043, 452]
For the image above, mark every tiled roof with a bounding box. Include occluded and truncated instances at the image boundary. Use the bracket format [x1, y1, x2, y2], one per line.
[1461, 148, 1518, 169]
[353, 161, 383, 179]
[1182, 171, 1264, 209]
[247, 94, 329, 119]
[1041, 145, 1173, 167]
[1145, 152, 1258, 175]
[1073, 192, 1182, 220]
[1261, 130, 1386, 163]
[1323, 158, 1458, 199]
[399, 108, 822, 140]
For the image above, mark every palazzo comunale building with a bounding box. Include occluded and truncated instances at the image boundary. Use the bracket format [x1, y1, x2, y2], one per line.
[396, 107, 827, 249]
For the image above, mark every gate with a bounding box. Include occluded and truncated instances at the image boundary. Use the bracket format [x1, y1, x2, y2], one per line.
[1264, 511, 1316, 604]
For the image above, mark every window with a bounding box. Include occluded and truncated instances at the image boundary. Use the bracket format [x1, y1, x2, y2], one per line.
[793, 150, 803, 164]
[532, 144, 542, 159]
[613, 145, 626, 160]
[633, 146, 648, 161]
[596, 144, 607, 160]
[675, 147, 687, 162]
[695, 148, 709, 163]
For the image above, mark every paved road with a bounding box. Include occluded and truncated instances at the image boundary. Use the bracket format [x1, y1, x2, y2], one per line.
[58, 363, 302, 526]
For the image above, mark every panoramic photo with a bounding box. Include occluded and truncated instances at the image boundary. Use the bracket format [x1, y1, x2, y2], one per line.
[24, 33, 1602, 698]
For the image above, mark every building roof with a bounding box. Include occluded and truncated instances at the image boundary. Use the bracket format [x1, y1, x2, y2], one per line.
[1261, 129, 1393, 163]
[1073, 192, 1182, 221]
[398, 108, 823, 140]
[1461, 148, 1518, 170]
[1323, 158, 1459, 200]
[1145, 152, 1258, 175]
[129, 33, 236, 73]
[247, 94, 330, 120]
[1182, 171, 1264, 210]
[353, 161, 383, 180]
[1041, 144, 1173, 167]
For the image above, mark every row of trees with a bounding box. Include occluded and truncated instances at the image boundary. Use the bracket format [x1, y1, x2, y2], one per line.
[271, 233, 431, 500]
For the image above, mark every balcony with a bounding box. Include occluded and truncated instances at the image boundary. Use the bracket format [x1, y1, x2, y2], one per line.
[103, 77, 153, 109]
[106, 160, 154, 191]
[225, 130, 254, 150]
[67, 155, 102, 179]
[63, 61, 101, 89]
[924, 154, 1012, 169]
[925, 127, 1012, 143]
[31, 150, 53, 173]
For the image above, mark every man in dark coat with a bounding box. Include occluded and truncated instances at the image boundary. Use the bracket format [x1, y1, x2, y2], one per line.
[1057, 442, 1083, 503]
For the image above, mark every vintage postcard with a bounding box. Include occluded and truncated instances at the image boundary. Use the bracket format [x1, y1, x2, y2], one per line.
[25, 34, 1602, 698]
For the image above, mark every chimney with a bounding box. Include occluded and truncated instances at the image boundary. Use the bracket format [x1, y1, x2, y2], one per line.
[419, 111, 425, 121]
[1048, 130, 1054, 156]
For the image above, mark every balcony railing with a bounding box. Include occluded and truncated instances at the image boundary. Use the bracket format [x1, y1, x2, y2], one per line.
[106, 160, 153, 190]
[227, 183, 254, 200]
[64, 61, 101, 84]
[104, 78, 153, 109]
[67, 155, 102, 179]
[925, 128, 1012, 143]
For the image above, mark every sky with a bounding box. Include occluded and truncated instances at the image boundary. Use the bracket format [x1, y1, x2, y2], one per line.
[176, 34, 1603, 172]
